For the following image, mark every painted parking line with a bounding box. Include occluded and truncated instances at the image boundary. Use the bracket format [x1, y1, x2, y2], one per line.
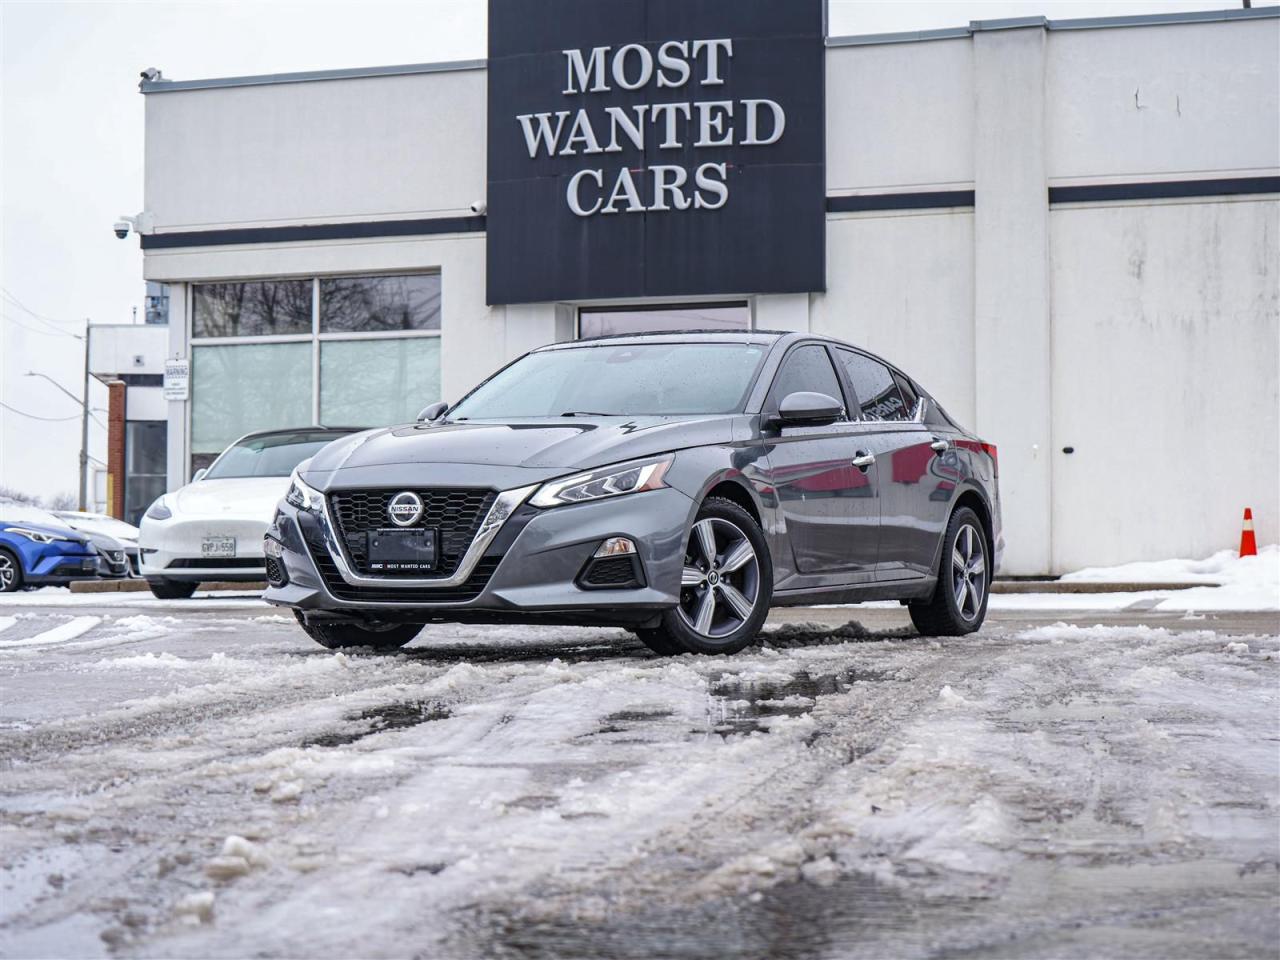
[0, 616, 101, 650]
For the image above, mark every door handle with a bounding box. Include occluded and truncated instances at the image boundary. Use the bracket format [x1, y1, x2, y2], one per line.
[930, 438, 950, 453]
[851, 451, 875, 470]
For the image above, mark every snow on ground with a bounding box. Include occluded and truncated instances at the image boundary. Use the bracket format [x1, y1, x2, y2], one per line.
[0, 603, 1276, 959]
[1062, 545, 1280, 612]
[0, 588, 265, 609]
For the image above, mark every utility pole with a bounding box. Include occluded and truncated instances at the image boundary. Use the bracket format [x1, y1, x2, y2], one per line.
[80, 319, 91, 509]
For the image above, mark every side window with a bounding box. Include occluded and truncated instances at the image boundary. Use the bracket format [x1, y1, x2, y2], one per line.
[893, 372, 920, 419]
[837, 350, 909, 421]
[768, 345, 845, 414]
[925, 396, 958, 429]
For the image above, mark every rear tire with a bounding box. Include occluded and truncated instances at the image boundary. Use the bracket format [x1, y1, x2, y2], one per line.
[909, 506, 990, 636]
[294, 612, 422, 651]
[147, 579, 198, 600]
[638, 496, 772, 656]
[0, 549, 23, 593]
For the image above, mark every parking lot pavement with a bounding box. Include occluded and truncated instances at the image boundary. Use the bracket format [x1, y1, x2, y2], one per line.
[0, 597, 1277, 959]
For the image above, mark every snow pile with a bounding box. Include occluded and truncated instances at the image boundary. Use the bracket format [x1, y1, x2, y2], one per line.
[1062, 545, 1279, 611]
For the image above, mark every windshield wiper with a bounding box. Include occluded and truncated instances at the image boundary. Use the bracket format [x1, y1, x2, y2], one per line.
[558, 411, 616, 417]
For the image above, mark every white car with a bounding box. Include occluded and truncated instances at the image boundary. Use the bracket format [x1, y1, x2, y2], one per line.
[139, 428, 356, 599]
[53, 511, 142, 576]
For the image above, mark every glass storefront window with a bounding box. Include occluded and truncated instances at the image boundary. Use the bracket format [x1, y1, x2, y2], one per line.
[124, 421, 167, 526]
[320, 338, 441, 427]
[320, 274, 441, 332]
[191, 342, 312, 470]
[192, 280, 312, 337]
[578, 303, 748, 339]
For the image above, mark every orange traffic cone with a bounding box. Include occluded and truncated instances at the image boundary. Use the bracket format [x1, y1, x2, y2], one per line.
[1239, 508, 1258, 558]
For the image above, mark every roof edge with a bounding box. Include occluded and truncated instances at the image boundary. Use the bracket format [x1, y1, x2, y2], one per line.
[826, 5, 1278, 48]
[139, 57, 485, 94]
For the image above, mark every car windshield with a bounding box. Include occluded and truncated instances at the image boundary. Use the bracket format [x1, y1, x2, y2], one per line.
[449, 342, 768, 419]
[203, 432, 346, 480]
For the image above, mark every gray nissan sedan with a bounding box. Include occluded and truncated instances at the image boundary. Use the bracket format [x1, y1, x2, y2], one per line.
[264, 331, 1001, 655]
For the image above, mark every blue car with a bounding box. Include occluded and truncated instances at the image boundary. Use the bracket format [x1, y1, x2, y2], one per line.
[0, 518, 101, 592]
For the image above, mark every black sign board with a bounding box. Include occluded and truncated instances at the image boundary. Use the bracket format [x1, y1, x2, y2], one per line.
[486, 0, 825, 305]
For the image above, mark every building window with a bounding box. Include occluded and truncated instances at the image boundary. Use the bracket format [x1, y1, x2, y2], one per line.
[192, 280, 312, 337]
[187, 273, 442, 475]
[320, 275, 441, 332]
[577, 302, 749, 339]
[320, 337, 441, 426]
[191, 342, 313, 469]
[124, 421, 167, 526]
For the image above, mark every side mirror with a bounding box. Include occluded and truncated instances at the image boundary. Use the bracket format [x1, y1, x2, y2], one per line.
[777, 391, 843, 426]
[417, 400, 448, 423]
[191, 468, 207, 482]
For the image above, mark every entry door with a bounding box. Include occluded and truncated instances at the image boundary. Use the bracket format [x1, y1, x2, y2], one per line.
[761, 343, 879, 579]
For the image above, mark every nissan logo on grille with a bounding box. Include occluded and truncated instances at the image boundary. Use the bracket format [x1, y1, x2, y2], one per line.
[386, 491, 424, 527]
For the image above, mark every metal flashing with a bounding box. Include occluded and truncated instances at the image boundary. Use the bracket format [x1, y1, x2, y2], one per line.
[826, 5, 1277, 48]
[139, 58, 486, 94]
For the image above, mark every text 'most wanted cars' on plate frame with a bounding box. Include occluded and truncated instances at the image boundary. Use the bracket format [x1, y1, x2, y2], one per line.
[485, 0, 825, 305]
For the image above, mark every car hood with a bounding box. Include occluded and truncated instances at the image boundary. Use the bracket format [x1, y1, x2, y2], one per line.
[172, 476, 289, 520]
[304, 416, 738, 481]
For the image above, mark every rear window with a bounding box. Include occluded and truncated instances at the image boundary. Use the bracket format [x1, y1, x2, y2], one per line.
[836, 350, 910, 421]
[204, 432, 348, 479]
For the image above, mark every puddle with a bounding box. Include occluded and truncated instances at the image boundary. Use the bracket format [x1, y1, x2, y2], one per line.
[301, 700, 450, 748]
[710, 667, 888, 735]
[761, 619, 915, 648]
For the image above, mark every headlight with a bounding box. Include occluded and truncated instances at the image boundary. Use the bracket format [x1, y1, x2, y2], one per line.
[530, 455, 673, 509]
[2, 526, 70, 544]
[285, 469, 324, 512]
[145, 496, 172, 521]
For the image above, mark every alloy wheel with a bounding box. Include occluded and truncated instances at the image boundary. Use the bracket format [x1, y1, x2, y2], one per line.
[0, 554, 15, 591]
[952, 523, 986, 621]
[677, 517, 760, 639]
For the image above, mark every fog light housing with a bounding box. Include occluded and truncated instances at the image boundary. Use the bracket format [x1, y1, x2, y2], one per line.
[263, 536, 288, 588]
[578, 537, 645, 590]
[263, 536, 285, 559]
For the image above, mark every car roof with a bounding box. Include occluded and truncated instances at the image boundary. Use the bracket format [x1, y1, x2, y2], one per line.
[538, 330, 788, 350]
[234, 426, 364, 442]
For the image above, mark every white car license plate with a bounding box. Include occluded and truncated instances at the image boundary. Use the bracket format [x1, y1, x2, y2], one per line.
[201, 536, 236, 558]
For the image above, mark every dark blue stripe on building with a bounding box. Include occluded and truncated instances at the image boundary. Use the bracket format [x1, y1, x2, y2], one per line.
[138, 177, 1278, 250]
[826, 190, 975, 213]
[1048, 176, 1280, 204]
[139, 215, 487, 249]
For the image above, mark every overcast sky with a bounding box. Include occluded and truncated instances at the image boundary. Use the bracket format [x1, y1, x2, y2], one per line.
[0, 0, 1267, 504]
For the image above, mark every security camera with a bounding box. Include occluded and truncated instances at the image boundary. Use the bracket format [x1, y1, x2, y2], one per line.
[113, 221, 131, 240]
[140, 67, 163, 82]
[469, 200, 487, 216]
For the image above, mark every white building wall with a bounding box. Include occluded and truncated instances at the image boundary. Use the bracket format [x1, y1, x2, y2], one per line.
[825, 38, 973, 194]
[1046, 18, 1280, 182]
[1050, 197, 1280, 565]
[144, 68, 487, 231]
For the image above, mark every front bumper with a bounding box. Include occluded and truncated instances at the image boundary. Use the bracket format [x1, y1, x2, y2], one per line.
[139, 516, 268, 581]
[264, 484, 697, 626]
[23, 546, 100, 585]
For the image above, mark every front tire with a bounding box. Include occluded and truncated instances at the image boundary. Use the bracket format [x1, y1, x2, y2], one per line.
[637, 496, 772, 656]
[294, 613, 423, 651]
[147, 578, 198, 599]
[909, 506, 990, 636]
[0, 549, 23, 593]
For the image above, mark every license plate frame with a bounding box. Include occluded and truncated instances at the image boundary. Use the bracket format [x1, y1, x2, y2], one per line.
[201, 536, 236, 558]
[367, 528, 437, 574]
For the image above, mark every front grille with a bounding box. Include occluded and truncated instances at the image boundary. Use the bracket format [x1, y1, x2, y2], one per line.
[302, 519, 498, 603]
[169, 558, 263, 569]
[327, 488, 496, 577]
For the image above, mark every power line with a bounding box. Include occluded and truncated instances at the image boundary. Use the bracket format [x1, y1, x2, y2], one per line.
[0, 401, 81, 422]
[0, 289, 84, 339]
[1, 312, 81, 338]
[0, 401, 106, 430]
